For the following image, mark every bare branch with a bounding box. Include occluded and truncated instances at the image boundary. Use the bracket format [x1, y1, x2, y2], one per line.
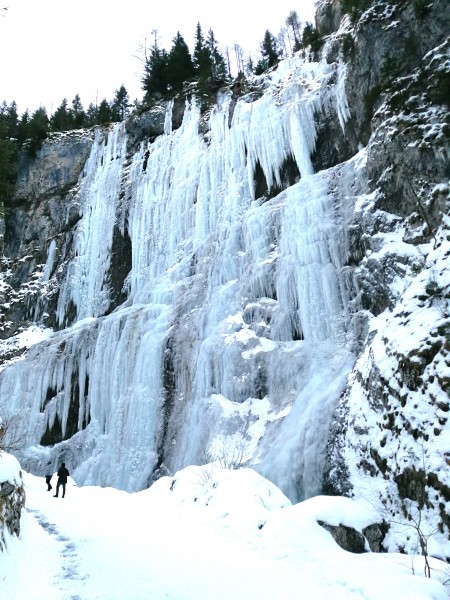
[0, 412, 27, 453]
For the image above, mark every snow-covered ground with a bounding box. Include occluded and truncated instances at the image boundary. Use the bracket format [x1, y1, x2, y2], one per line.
[0, 455, 448, 600]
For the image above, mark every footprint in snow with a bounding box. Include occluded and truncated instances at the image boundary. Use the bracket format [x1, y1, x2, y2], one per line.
[27, 509, 89, 598]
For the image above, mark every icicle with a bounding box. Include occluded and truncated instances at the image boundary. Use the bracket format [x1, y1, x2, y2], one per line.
[42, 240, 57, 282]
[336, 61, 350, 132]
[164, 100, 173, 135]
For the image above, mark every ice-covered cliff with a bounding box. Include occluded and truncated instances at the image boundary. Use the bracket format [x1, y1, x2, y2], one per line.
[0, 55, 358, 500]
[1, 0, 449, 554]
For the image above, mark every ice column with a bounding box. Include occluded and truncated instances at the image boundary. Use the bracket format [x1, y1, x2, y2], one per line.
[276, 174, 349, 342]
[57, 124, 127, 323]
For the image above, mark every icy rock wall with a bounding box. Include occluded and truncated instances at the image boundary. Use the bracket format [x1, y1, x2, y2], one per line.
[321, 0, 450, 552]
[0, 55, 360, 500]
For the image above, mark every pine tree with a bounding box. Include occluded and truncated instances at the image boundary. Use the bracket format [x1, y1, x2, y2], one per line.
[166, 32, 195, 92]
[85, 103, 98, 127]
[97, 99, 112, 125]
[17, 110, 30, 145]
[254, 30, 281, 74]
[27, 107, 49, 156]
[261, 29, 280, 68]
[301, 23, 324, 55]
[71, 94, 85, 128]
[0, 137, 16, 207]
[206, 28, 227, 80]
[193, 22, 212, 81]
[0, 113, 17, 212]
[142, 31, 170, 100]
[111, 85, 130, 121]
[1, 101, 19, 139]
[51, 98, 70, 132]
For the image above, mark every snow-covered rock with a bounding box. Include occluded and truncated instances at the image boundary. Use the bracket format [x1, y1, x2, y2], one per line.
[0, 452, 25, 550]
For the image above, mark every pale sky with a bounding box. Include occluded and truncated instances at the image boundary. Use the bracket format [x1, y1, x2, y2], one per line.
[0, 0, 317, 115]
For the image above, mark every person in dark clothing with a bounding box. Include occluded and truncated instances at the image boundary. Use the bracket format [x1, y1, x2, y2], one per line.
[53, 462, 70, 498]
[45, 462, 53, 491]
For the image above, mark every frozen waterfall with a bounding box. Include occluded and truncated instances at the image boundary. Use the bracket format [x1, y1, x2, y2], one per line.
[0, 56, 361, 501]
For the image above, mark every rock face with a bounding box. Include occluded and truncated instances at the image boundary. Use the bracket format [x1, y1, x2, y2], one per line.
[0, 0, 449, 556]
[319, 0, 450, 555]
[1, 129, 96, 340]
[317, 519, 387, 553]
[14, 129, 94, 202]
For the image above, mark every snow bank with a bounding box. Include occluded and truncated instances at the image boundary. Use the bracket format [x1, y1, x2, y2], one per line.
[0, 451, 22, 485]
[1, 466, 446, 599]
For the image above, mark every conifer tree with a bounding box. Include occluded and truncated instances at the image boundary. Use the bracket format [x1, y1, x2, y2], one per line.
[206, 28, 227, 80]
[142, 31, 169, 100]
[27, 107, 49, 156]
[85, 103, 98, 127]
[301, 23, 324, 54]
[17, 110, 30, 145]
[0, 137, 16, 207]
[0, 109, 17, 211]
[261, 29, 280, 68]
[111, 85, 130, 121]
[167, 32, 195, 92]
[51, 98, 70, 132]
[193, 22, 212, 81]
[71, 94, 85, 128]
[254, 29, 281, 74]
[1, 101, 19, 139]
[97, 99, 112, 125]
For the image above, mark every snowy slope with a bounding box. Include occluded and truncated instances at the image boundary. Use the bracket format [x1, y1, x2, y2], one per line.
[0, 457, 448, 600]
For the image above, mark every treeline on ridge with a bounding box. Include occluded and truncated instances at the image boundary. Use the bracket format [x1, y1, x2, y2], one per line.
[0, 85, 130, 214]
[141, 14, 322, 101]
[0, 10, 324, 214]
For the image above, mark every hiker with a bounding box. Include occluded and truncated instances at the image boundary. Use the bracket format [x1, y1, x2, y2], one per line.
[53, 462, 70, 498]
[45, 462, 53, 491]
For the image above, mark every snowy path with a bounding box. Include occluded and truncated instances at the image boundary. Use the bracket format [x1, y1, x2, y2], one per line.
[26, 507, 87, 599]
[3, 475, 176, 600]
[0, 469, 448, 600]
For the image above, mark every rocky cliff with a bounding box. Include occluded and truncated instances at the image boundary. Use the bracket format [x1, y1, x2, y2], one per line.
[0, 0, 449, 557]
[318, 0, 450, 555]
